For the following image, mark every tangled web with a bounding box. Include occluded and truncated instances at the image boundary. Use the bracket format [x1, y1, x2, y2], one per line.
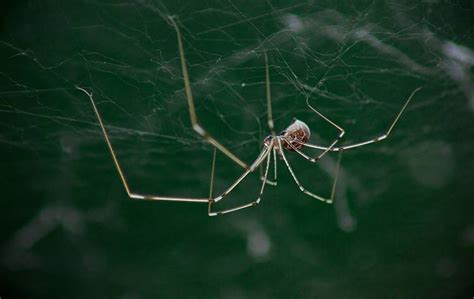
[0, 1, 472, 232]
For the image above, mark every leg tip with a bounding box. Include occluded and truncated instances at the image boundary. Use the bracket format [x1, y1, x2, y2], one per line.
[213, 196, 222, 203]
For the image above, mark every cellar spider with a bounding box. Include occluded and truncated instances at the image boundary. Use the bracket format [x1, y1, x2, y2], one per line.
[76, 16, 422, 216]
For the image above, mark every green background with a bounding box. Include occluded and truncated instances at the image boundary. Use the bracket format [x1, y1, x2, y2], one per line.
[1, 1, 473, 298]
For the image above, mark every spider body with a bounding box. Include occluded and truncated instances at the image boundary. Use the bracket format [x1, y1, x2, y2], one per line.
[264, 119, 311, 153]
[77, 15, 422, 216]
[280, 119, 311, 151]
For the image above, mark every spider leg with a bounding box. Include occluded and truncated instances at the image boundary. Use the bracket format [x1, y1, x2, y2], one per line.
[264, 52, 276, 137]
[80, 83, 273, 208]
[277, 137, 342, 204]
[282, 137, 331, 163]
[76, 86, 208, 203]
[208, 147, 217, 199]
[209, 142, 273, 216]
[260, 146, 278, 186]
[304, 95, 345, 160]
[302, 87, 422, 152]
[272, 147, 278, 183]
[169, 16, 249, 170]
[269, 146, 278, 184]
[213, 142, 272, 202]
[259, 51, 278, 186]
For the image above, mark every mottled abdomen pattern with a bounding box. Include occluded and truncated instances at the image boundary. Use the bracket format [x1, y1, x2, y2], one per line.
[281, 119, 311, 151]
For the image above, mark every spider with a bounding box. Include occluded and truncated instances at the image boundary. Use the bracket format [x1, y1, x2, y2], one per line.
[76, 16, 422, 216]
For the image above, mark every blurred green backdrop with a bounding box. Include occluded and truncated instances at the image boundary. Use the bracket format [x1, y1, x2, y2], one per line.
[1, 1, 473, 298]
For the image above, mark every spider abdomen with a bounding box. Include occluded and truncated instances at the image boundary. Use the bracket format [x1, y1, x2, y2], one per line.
[281, 119, 311, 151]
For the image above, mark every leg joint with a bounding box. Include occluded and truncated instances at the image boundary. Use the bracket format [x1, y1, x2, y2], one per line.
[193, 124, 207, 137]
[339, 130, 345, 138]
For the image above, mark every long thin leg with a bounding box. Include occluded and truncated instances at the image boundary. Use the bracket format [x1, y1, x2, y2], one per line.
[259, 51, 278, 186]
[264, 52, 276, 137]
[277, 137, 342, 204]
[304, 96, 345, 160]
[281, 136, 318, 163]
[168, 16, 249, 170]
[76, 86, 208, 202]
[208, 147, 217, 199]
[213, 141, 273, 204]
[302, 87, 422, 152]
[208, 147, 217, 212]
[209, 144, 273, 216]
[260, 145, 278, 186]
[81, 81, 272, 206]
[272, 147, 278, 183]
[282, 136, 336, 164]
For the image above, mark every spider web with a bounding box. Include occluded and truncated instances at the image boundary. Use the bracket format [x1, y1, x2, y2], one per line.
[1, 0, 471, 215]
[1, 1, 473, 298]
[1, 1, 472, 219]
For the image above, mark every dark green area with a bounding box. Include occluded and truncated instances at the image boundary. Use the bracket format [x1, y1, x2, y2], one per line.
[1, 1, 473, 298]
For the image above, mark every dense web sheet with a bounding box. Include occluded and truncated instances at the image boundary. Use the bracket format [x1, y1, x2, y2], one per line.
[1, 1, 473, 298]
